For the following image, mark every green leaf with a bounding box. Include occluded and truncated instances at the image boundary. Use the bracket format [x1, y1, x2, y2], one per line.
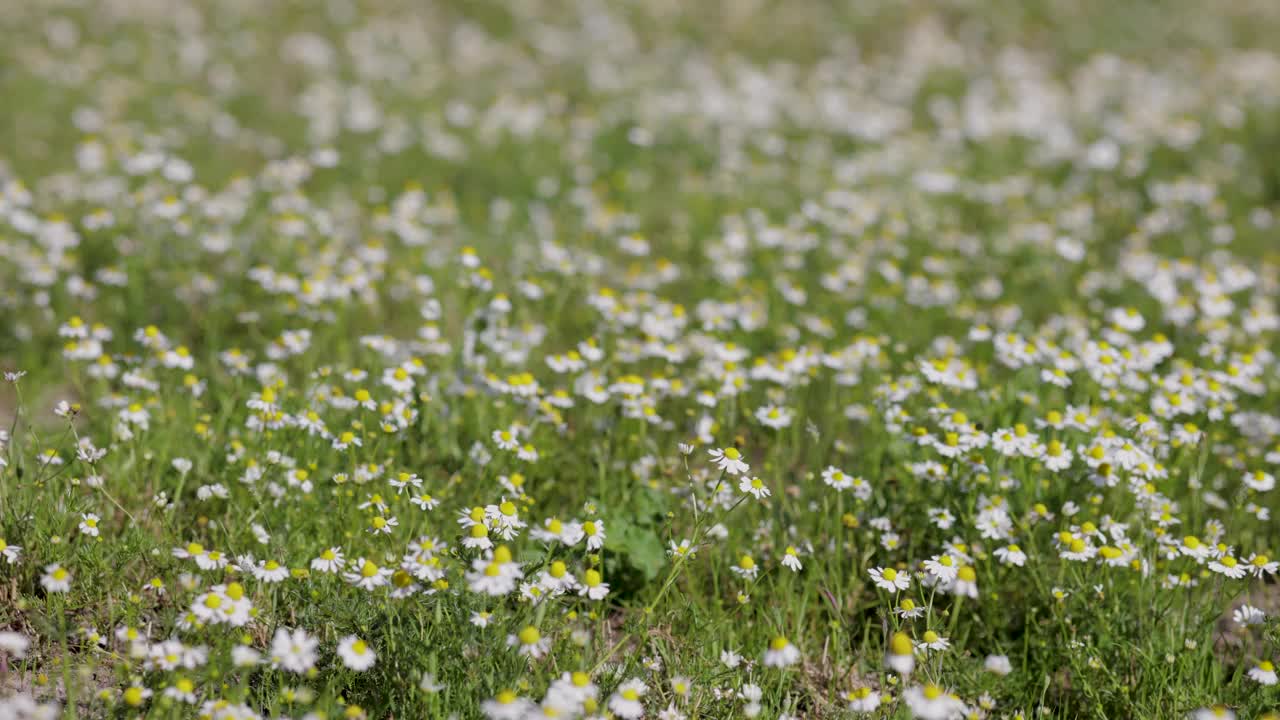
[606, 519, 666, 581]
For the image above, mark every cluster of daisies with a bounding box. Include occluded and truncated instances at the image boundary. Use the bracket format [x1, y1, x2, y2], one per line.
[4, 0, 1280, 718]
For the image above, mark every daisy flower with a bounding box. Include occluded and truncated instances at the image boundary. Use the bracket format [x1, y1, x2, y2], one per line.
[903, 684, 965, 720]
[0, 539, 21, 564]
[1233, 605, 1266, 626]
[847, 687, 881, 713]
[252, 559, 290, 583]
[950, 566, 978, 598]
[755, 404, 793, 429]
[915, 630, 950, 655]
[896, 598, 925, 619]
[731, 554, 759, 580]
[922, 554, 958, 583]
[1248, 660, 1277, 685]
[762, 636, 800, 667]
[608, 678, 648, 719]
[0, 631, 30, 658]
[78, 513, 101, 537]
[345, 558, 393, 590]
[709, 447, 749, 475]
[41, 563, 72, 593]
[270, 627, 318, 674]
[738, 476, 771, 500]
[781, 546, 803, 571]
[311, 547, 345, 573]
[481, 690, 533, 720]
[984, 654, 1013, 675]
[578, 569, 610, 600]
[1209, 555, 1248, 579]
[994, 544, 1027, 566]
[509, 625, 550, 659]
[885, 632, 915, 675]
[337, 635, 377, 671]
[869, 566, 911, 592]
[822, 465, 855, 491]
[581, 519, 606, 550]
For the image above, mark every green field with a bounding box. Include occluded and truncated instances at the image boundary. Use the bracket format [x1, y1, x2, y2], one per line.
[3, 1, 1280, 718]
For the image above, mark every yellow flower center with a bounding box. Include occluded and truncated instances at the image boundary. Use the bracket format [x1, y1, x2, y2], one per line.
[889, 632, 913, 656]
[123, 687, 145, 706]
[518, 626, 541, 645]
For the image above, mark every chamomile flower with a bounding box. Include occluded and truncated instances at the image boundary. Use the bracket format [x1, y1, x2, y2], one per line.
[762, 636, 800, 667]
[72, 513, 102, 539]
[40, 563, 72, 593]
[709, 447, 749, 475]
[580, 519, 606, 550]
[509, 625, 550, 659]
[338, 636, 377, 671]
[311, 547, 345, 573]
[903, 684, 965, 720]
[578, 569, 610, 600]
[915, 630, 950, 655]
[847, 687, 881, 713]
[886, 632, 915, 675]
[1247, 660, 1277, 685]
[994, 544, 1027, 566]
[0, 539, 21, 564]
[869, 566, 911, 592]
[252, 559, 290, 583]
[270, 627, 319, 674]
[1233, 605, 1266, 626]
[985, 654, 1013, 675]
[922, 554, 958, 583]
[1209, 555, 1248, 579]
[896, 598, 925, 619]
[755, 404, 793, 429]
[345, 558, 393, 590]
[608, 678, 648, 719]
[738, 476, 771, 500]
[781, 545, 803, 571]
[482, 691, 533, 720]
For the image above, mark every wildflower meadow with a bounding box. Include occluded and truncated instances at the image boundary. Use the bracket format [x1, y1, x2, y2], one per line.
[3, 1, 1280, 718]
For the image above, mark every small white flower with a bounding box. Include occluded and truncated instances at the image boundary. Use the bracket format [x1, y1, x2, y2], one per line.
[337, 635, 376, 671]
